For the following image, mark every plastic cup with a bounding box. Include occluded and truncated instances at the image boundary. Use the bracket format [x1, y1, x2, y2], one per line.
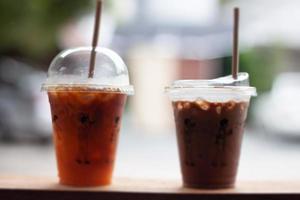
[42, 47, 134, 187]
[166, 73, 256, 189]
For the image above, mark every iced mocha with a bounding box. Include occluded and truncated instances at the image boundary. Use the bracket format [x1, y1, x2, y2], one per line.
[172, 100, 249, 188]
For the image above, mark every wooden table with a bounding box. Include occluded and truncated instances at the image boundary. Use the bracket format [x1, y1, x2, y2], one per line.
[0, 176, 299, 200]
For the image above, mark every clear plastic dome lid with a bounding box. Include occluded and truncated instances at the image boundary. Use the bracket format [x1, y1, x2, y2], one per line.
[166, 73, 257, 101]
[41, 47, 134, 95]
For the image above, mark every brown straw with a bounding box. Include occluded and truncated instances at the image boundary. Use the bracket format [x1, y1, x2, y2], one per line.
[232, 7, 239, 79]
[88, 0, 102, 78]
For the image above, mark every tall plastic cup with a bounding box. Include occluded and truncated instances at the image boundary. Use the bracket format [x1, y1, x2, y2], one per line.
[42, 47, 134, 187]
[166, 73, 256, 189]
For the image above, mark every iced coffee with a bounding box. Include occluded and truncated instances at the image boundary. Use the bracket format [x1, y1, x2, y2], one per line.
[166, 73, 256, 188]
[49, 88, 126, 186]
[173, 100, 248, 188]
[42, 47, 134, 186]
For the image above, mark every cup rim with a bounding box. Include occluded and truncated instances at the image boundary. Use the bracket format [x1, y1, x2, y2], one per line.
[165, 85, 257, 96]
[41, 83, 134, 95]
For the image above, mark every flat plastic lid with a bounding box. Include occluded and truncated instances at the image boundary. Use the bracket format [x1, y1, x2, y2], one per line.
[41, 47, 134, 95]
[166, 73, 257, 101]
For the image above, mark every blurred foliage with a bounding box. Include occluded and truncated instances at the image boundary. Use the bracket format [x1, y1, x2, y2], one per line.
[0, 0, 93, 61]
[222, 47, 283, 93]
[222, 46, 283, 121]
[219, 0, 230, 5]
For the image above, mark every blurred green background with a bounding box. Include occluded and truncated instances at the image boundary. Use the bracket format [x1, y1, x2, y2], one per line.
[0, 0, 94, 64]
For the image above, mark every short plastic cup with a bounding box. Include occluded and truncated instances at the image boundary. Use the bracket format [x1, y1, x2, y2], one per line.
[42, 47, 134, 187]
[166, 73, 256, 189]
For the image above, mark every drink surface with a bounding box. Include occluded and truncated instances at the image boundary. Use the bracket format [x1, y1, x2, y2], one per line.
[48, 88, 127, 186]
[172, 100, 249, 188]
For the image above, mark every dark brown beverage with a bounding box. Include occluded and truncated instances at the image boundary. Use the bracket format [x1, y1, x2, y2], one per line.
[48, 87, 127, 186]
[172, 100, 249, 189]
